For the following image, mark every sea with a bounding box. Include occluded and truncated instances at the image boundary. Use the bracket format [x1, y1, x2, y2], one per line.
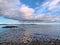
[0, 24, 60, 42]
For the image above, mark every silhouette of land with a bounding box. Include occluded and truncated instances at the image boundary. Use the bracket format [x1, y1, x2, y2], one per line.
[2, 26, 18, 28]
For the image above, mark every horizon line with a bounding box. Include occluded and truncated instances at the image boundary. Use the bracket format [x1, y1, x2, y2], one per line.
[0, 23, 60, 25]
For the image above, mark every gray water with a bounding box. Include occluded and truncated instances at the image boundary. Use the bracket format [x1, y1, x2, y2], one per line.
[0, 24, 60, 42]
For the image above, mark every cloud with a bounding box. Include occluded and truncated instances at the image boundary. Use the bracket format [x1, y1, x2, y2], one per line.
[41, 0, 60, 10]
[36, 0, 60, 12]
[0, 22, 20, 24]
[35, 0, 60, 22]
[48, 0, 60, 10]
[0, 0, 35, 20]
[34, 14, 60, 22]
[0, 0, 60, 22]
[19, 5, 35, 19]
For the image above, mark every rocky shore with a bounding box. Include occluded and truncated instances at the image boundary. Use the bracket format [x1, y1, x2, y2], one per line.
[0, 31, 60, 45]
[0, 37, 60, 45]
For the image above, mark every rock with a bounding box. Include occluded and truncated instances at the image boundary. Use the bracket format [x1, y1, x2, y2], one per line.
[2, 26, 18, 28]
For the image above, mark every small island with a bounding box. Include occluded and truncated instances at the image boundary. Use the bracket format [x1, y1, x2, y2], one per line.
[2, 26, 18, 28]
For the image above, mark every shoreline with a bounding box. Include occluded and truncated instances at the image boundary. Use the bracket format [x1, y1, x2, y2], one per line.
[0, 31, 60, 45]
[0, 35, 60, 45]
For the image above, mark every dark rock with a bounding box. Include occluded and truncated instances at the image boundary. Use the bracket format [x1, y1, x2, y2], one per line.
[2, 26, 18, 28]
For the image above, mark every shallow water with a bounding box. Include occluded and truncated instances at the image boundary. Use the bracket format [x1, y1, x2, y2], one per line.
[0, 24, 60, 42]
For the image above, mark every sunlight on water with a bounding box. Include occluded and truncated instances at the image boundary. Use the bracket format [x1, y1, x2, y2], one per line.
[0, 24, 60, 45]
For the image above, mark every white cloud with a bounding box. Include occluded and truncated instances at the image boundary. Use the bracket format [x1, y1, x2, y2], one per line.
[19, 5, 35, 19]
[34, 14, 60, 22]
[42, 2, 49, 6]
[0, 0, 35, 20]
[34, 0, 60, 22]
[40, 0, 60, 10]
[0, 22, 20, 24]
[48, 0, 60, 10]
[0, 0, 60, 22]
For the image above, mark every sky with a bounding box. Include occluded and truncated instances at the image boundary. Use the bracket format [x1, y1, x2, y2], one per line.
[0, 16, 20, 24]
[0, 0, 60, 24]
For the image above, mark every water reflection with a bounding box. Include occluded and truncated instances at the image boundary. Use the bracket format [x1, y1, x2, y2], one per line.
[0, 24, 60, 43]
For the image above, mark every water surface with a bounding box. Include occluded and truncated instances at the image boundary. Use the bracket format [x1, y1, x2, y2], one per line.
[0, 24, 60, 42]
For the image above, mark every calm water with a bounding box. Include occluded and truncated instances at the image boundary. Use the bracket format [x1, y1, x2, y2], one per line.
[0, 24, 60, 42]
